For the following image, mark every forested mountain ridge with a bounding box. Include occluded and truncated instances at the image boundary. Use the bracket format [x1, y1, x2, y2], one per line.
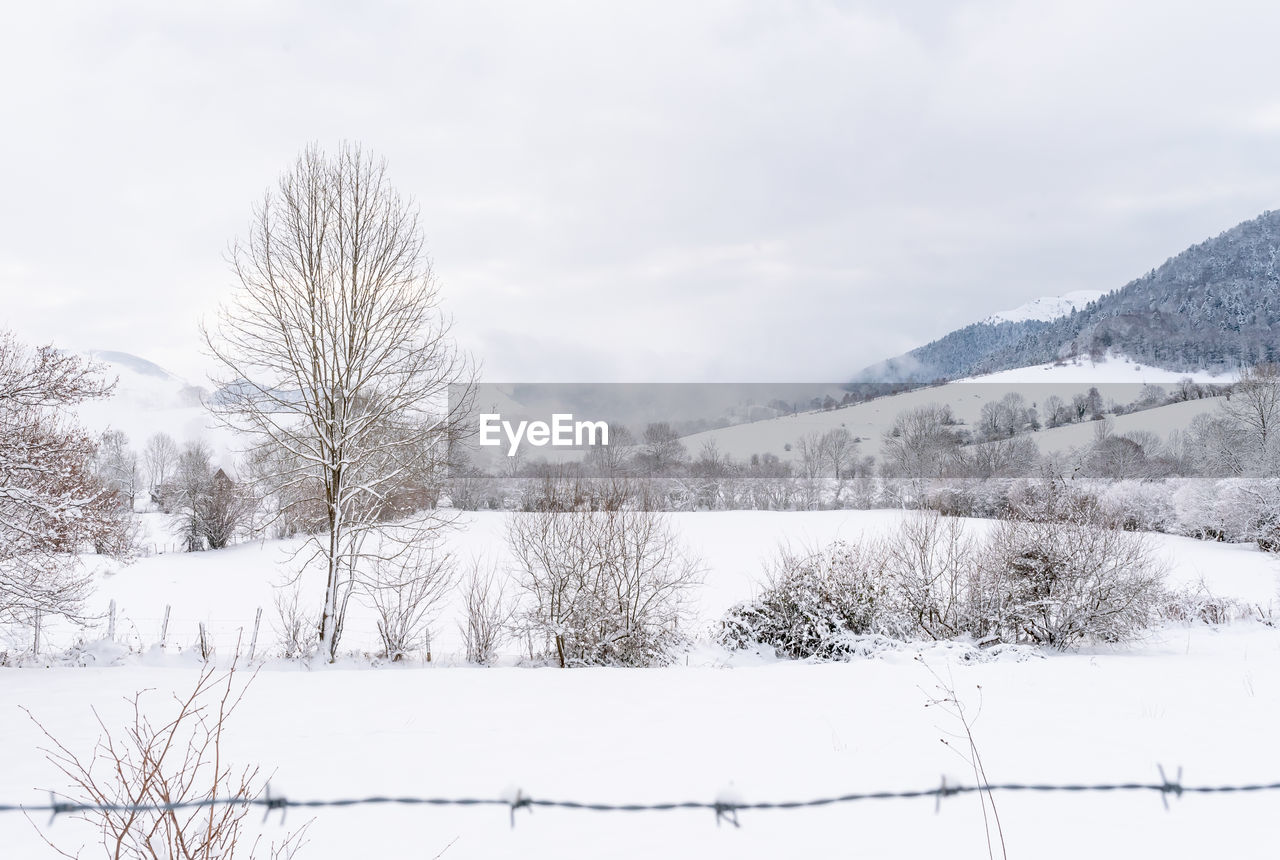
[856, 209, 1280, 382]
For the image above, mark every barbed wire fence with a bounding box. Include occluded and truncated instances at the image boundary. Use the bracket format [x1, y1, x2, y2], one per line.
[5, 767, 1280, 830]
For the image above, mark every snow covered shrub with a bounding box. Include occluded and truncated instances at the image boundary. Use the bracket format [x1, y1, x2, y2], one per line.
[1098, 480, 1175, 533]
[1003, 474, 1100, 524]
[272, 584, 317, 660]
[1211, 478, 1280, 549]
[508, 508, 701, 667]
[880, 511, 977, 640]
[1157, 582, 1247, 625]
[1171, 479, 1227, 540]
[718, 541, 907, 659]
[362, 540, 456, 661]
[922, 483, 977, 518]
[975, 513, 1167, 649]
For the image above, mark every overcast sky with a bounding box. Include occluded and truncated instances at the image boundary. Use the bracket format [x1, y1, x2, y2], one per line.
[3, 0, 1280, 384]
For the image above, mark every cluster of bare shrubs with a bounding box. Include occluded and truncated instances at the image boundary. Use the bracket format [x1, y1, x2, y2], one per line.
[721, 501, 1171, 655]
[267, 533, 459, 663]
[263, 506, 698, 668]
[507, 507, 702, 667]
[458, 558, 515, 665]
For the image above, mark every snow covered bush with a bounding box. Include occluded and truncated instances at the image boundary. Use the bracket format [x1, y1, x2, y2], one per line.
[974, 513, 1167, 649]
[880, 511, 977, 640]
[1168, 478, 1280, 546]
[1211, 478, 1280, 549]
[922, 483, 978, 517]
[361, 540, 456, 661]
[272, 584, 317, 660]
[1157, 581, 1248, 625]
[718, 541, 907, 659]
[1097, 480, 1176, 533]
[1170, 478, 1227, 540]
[508, 508, 702, 667]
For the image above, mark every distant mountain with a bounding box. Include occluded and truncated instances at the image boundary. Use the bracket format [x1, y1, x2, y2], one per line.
[76, 351, 237, 468]
[855, 209, 1280, 382]
[88, 350, 207, 408]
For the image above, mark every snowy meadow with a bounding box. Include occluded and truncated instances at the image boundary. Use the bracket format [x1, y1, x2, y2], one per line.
[3, 510, 1279, 859]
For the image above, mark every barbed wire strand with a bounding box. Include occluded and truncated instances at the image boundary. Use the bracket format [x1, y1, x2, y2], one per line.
[4, 767, 1280, 829]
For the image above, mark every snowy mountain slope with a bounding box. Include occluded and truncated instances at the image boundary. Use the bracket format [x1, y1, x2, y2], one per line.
[981, 289, 1105, 324]
[855, 208, 1280, 382]
[681, 357, 1234, 463]
[74, 350, 241, 469]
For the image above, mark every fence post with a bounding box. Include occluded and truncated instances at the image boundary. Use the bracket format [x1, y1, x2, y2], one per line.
[249, 607, 262, 661]
[199, 622, 209, 662]
[108, 599, 116, 642]
[32, 609, 41, 656]
[160, 605, 171, 649]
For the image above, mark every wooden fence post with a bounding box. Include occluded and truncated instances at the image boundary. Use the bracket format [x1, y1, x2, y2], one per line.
[249, 607, 262, 661]
[107, 599, 116, 642]
[160, 605, 171, 649]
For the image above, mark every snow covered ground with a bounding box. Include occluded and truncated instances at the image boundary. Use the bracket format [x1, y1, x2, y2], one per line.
[3, 511, 1280, 858]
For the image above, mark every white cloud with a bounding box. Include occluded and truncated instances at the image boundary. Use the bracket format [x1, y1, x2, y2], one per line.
[2, 0, 1279, 383]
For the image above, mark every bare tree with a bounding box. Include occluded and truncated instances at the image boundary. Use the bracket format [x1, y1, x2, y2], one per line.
[0, 331, 121, 649]
[819, 427, 857, 478]
[584, 422, 633, 478]
[820, 427, 858, 505]
[1185, 411, 1251, 477]
[966, 435, 1040, 480]
[204, 143, 474, 660]
[637, 422, 687, 476]
[976, 392, 1035, 442]
[881, 404, 965, 496]
[165, 442, 252, 551]
[458, 557, 515, 665]
[507, 508, 701, 667]
[144, 432, 180, 493]
[795, 432, 825, 509]
[95, 429, 141, 510]
[1221, 362, 1280, 474]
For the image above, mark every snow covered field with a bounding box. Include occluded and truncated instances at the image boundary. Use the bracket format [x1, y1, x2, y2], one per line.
[3, 510, 1279, 858]
[680, 356, 1236, 464]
